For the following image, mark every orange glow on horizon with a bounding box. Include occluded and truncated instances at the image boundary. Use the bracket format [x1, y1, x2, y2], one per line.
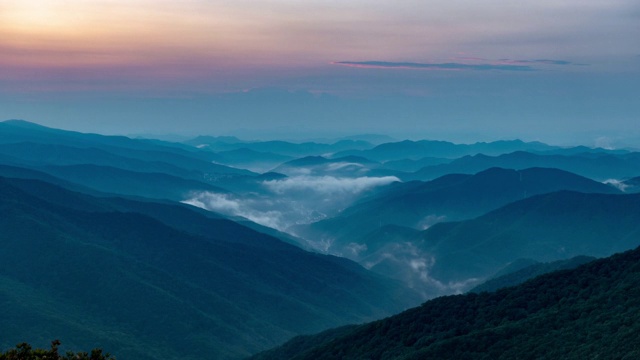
[0, 0, 439, 74]
[0, 1, 254, 71]
[0, 0, 626, 96]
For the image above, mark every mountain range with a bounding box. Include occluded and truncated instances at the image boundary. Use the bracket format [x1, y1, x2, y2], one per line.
[295, 167, 624, 294]
[301, 167, 619, 243]
[331, 139, 558, 161]
[250, 244, 640, 359]
[410, 151, 640, 181]
[0, 175, 417, 360]
[3, 119, 640, 359]
[469, 255, 597, 293]
[0, 120, 257, 198]
[419, 191, 640, 286]
[301, 189, 640, 297]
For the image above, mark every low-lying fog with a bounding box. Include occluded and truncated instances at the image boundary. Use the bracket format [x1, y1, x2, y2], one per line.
[184, 174, 399, 232]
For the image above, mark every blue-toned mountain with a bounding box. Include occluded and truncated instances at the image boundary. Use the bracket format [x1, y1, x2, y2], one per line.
[0, 176, 418, 360]
[250, 245, 640, 359]
[301, 167, 619, 252]
[411, 151, 640, 181]
[333, 139, 556, 162]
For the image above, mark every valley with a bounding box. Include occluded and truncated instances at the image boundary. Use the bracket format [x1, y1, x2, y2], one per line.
[1, 119, 640, 359]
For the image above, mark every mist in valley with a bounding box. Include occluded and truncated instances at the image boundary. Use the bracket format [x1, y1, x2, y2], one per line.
[2, 0, 639, 357]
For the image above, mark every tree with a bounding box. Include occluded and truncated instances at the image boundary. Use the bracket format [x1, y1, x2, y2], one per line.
[0, 340, 114, 360]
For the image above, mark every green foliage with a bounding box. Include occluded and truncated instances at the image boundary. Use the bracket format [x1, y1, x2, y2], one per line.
[470, 255, 596, 293]
[421, 190, 640, 284]
[0, 340, 113, 360]
[250, 246, 640, 359]
[0, 176, 418, 360]
[300, 168, 628, 297]
[309, 167, 617, 246]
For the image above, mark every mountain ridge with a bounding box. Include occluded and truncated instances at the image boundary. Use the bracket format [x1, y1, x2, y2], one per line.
[249, 245, 640, 359]
[0, 175, 419, 360]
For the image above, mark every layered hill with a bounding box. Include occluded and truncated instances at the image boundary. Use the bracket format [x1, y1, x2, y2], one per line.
[332, 139, 557, 161]
[250, 245, 640, 359]
[417, 191, 640, 289]
[271, 155, 382, 177]
[299, 168, 620, 266]
[0, 120, 245, 174]
[469, 255, 596, 293]
[185, 137, 374, 157]
[0, 120, 259, 201]
[303, 188, 640, 298]
[411, 151, 640, 181]
[621, 176, 640, 193]
[0, 176, 418, 360]
[211, 148, 293, 173]
[6, 120, 640, 359]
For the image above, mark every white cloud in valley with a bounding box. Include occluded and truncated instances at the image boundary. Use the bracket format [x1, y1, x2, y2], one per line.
[263, 175, 399, 195]
[183, 174, 399, 232]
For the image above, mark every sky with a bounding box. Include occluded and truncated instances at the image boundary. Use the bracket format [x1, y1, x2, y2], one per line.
[0, 0, 639, 146]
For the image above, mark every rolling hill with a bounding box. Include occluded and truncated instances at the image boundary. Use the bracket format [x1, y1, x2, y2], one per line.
[469, 255, 596, 293]
[621, 176, 640, 193]
[419, 191, 640, 287]
[0, 176, 418, 360]
[185, 137, 374, 157]
[271, 155, 382, 177]
[0, 119, 256, 183]
[301, 167, 620, 255]
[302, 188, 640, 298]
[37, 164, 229, 201]
[250, 245, 640, 359]
[411, 151, 640, 181]
[0, 120, 280, 202]
[332, 139, 557, 162]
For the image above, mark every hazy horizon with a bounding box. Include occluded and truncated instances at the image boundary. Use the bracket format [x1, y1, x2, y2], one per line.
[3, 118, 639, 150]
[1, 1, 639, 146]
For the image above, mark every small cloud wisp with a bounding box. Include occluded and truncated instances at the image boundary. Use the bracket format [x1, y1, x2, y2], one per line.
[332, 57, 583, 72]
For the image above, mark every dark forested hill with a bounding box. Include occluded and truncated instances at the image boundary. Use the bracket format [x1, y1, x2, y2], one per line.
[469, 255, 597, 293]
[303, 167, 619, 245]
[419, 191, 640, 286]
[621, 176, 640, 193]
[0, 120, 260, 200]
[301, 189, 640, 298]
[250, 246, 640, 359]
[297, 168, 622, 295]
[37, 164, 229, 201]
[0, 176, 418, 360]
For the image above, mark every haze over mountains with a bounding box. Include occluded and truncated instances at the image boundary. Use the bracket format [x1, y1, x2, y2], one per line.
[0, 175, 416, 360]
[295, 168, 628, 296]
[2, 119, 640, 359]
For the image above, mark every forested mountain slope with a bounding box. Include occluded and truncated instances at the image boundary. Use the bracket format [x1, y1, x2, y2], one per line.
[251, 246, 640, 359]
[0, 176, 417, 360]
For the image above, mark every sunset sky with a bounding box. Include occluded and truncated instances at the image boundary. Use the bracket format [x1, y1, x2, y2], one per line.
[1, 1, 638, 145]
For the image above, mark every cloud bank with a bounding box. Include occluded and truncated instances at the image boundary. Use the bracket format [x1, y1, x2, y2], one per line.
[603, 179, 629, 192]
[183, 192, 285, 230]
[263, 175, 399, 195]
[333, 61, 535, 72]
[332, 58, 581, 72]
[183, 175, 399, 232]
